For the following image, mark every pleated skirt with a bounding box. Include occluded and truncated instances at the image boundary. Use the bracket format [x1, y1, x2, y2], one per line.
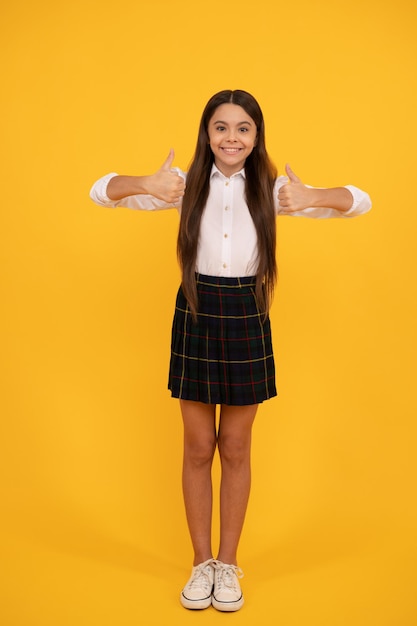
[168, 274, 277, 406]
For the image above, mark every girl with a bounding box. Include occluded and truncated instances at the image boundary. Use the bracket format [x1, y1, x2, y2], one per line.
[90, 89, 371, 612]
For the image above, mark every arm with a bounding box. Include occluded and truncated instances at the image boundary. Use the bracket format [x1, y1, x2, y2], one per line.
[89, 149, 186, 209]
[276, 164, 371, 218]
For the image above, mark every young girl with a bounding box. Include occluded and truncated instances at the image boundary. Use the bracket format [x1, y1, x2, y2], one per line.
[90, 89, 371, 612]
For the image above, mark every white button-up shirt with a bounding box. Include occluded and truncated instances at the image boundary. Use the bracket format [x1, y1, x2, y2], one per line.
[90, 164, 371, 277]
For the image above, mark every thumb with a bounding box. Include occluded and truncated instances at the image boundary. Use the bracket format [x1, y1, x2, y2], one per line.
[159, 148, 175, 171]
[285, 163, 302, 184]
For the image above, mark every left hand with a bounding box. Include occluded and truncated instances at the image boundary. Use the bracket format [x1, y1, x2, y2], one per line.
[278, 164, 315, 212]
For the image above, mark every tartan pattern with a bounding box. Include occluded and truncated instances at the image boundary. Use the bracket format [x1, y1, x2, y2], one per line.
[168, 274, 277, 405]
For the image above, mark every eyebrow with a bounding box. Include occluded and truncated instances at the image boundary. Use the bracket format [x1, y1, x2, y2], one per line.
[212, 120, 253, 126]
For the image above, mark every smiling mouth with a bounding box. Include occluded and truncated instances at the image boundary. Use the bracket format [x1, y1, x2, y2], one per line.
[221, 148, 242, 154]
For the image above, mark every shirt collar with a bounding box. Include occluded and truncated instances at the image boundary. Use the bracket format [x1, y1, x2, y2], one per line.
[210, 163, 246, 180]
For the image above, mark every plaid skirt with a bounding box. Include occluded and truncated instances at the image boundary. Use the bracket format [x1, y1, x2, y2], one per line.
[168, 274, 277, 406]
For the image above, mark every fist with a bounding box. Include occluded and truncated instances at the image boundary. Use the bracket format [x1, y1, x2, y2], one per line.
[149, 149, 186, 204]
[278, 164, 313, 212]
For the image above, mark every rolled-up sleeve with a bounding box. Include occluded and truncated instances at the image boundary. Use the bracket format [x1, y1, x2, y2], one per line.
[89, 173, 119, 206]
[343, 185, 372, 217]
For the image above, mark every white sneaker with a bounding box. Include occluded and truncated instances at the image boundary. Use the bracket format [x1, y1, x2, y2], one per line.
[180, 559, 214, 610]
[212, 561, 244, 612]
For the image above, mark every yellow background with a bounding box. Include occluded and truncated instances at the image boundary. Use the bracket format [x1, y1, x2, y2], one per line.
[1, 0, 416, 624]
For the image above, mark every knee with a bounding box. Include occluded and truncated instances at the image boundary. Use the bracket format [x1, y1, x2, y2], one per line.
[184, 437, 216, 468]
[218, 434, 250, 468]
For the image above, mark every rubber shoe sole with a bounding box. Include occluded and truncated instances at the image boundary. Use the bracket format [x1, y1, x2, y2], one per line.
[180, 591, 212, 610]
[212, 594, 244, 612]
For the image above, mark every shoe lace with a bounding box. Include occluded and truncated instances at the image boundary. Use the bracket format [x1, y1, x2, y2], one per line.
[188, 559, 214, 592]
[213, 561, 244, 593]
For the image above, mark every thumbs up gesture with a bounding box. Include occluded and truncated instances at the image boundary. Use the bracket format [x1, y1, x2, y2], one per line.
[278, 164, 314, 212]
[147, 149, 186, 204]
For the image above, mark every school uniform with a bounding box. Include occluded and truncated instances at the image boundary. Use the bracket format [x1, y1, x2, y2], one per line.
[90, 164, 371, 406]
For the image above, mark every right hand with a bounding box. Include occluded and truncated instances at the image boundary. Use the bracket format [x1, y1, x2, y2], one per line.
[147, 149, 186, 204]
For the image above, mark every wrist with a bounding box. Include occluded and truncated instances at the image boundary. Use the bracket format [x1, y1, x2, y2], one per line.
[134, 175, 151, 195]
[309, 188, 326, 208]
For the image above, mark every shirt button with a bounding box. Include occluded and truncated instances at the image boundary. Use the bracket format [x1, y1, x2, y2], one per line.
[223, 263, 227, 268]
[224, 206, 229, 211]
[225, 181, 229, 186]
[224, 233, 228, 238]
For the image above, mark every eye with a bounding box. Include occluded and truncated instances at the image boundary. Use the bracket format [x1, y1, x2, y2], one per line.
[239, 127, 249, 132]
[216, 126, 226, 131]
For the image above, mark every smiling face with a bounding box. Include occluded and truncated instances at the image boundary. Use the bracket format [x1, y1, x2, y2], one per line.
[207, 103, 258, 177]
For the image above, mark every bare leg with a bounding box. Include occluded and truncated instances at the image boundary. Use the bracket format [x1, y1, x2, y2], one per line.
[180, 399, 217, 566]
[217, 404, 258, 566]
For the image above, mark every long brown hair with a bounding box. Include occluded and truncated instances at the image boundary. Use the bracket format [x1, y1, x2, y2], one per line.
[177, 89, 277, 320]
